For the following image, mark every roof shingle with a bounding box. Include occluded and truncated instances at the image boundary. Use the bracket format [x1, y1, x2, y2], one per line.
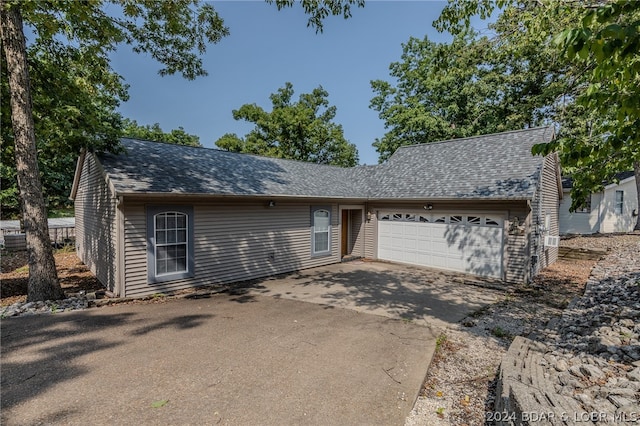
[97, 126, 554, 201]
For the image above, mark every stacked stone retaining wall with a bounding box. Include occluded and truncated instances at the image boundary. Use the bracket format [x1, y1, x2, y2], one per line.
[495, 240, 640, 425]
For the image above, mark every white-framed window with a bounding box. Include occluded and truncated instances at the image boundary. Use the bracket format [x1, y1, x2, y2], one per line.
[575, 195, 592, 213]
[155, 212, 188, 275]
[311, 207, 331, 255]
[147, 206, 194, 283]
[615, 190, 624, 214]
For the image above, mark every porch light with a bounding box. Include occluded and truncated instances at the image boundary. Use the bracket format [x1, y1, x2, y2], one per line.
[424, 204, 433, 210]
[268, 200, 276, 208]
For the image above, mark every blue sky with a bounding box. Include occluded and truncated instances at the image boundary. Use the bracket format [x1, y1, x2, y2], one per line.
[111, 1, 466, 165]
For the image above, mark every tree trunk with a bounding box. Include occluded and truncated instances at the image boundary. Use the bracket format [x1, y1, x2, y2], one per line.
[634, 161, 640, 231]
[1, 3, 64, 301]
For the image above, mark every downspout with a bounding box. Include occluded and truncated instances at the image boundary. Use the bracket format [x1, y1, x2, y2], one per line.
[116, 195, 126, 297]
[597, 191, 604, 233]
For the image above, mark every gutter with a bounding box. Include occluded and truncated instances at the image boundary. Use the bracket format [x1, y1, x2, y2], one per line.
[111, 192, 535, 203]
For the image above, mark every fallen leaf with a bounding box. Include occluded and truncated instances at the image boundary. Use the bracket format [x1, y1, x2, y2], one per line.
[151, 399, 168, 408]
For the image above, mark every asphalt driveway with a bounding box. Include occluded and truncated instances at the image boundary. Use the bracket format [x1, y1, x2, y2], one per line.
[2, 294, 436, 425]
[241, 260, 504, 328]
[1, 261, 504, 425]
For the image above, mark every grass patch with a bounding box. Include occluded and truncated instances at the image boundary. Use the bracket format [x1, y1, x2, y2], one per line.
[48, 208, 74, 218]
[435, 333, 447, 351]
[490, 326, 513, 340]
[14, 265, 29, 274]
[150, 399, 168, 408]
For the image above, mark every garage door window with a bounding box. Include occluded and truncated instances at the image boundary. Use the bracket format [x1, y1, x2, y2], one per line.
[379, 212, 503, 227]
[450, 215, 463, 224]
[311, 207, 331, 255]
[468, 216, 481, 225]
[485, 217, 500, 227]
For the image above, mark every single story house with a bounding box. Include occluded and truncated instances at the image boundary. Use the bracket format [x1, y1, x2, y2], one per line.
[559, 171, 638, 235]
[71, 127, 561, 298]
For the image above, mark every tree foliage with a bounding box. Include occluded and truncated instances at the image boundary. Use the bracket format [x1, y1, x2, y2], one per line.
[432, 0, 639, 222]
[216, 82, 358, 167]
[371, 2, 587, 162]
[266, 0, 364, 32]
[1, 40, 125, 218]
[534, 1, 640, 225]
[122, 119, 201, 147]
[2, 0, 227, 222]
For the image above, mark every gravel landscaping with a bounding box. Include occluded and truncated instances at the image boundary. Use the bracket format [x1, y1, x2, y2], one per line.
[406, 233, 639, 426]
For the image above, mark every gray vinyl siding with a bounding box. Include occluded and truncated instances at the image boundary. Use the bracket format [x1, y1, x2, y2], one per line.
[74, 154, 117, 292]
[530, 154, 561, 276]
[504, 208, 530, 284]
[121, 200, 340, 298]
[364, 207, 377, 259]
[350, 210, 364, 257]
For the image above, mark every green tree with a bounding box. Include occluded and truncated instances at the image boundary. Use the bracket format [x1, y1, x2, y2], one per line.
[537, 1, 640, 229]
[370, 32, 505, 162]
[1, 0, 228, 302]
[371, 3, 587, 162]
[216, 82, 358, 167]
[1, 41, 126, 219]
[434, 0, 639, 224]
[267, 0, 364, 32]
[122, 119, 201, 147]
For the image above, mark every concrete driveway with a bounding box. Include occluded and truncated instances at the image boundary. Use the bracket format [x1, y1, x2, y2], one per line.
[2, 294, 436, 425]
[240, 260, 505, 329]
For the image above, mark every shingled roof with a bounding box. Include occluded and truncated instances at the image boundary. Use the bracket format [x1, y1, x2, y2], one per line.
[373, 126, 555, 200]
[561, 170, 635, 189]
[98, 138, 365, 198]
[93, 126, 555, 201]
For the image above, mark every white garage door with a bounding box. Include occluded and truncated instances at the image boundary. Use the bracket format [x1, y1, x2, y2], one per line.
[378, 212, 504, 279]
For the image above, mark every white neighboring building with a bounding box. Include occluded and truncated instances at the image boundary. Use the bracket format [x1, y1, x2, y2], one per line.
[559, 172, 638, 234]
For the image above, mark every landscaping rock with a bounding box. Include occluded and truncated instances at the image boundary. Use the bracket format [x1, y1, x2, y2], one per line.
[495, 239, 640, 425]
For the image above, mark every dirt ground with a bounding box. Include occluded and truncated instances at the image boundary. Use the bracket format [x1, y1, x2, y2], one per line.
[0, 249, 104, 306]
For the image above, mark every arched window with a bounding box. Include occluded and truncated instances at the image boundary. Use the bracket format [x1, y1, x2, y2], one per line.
[312, 208, 330, 254]
[147, 206, 194, 283]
